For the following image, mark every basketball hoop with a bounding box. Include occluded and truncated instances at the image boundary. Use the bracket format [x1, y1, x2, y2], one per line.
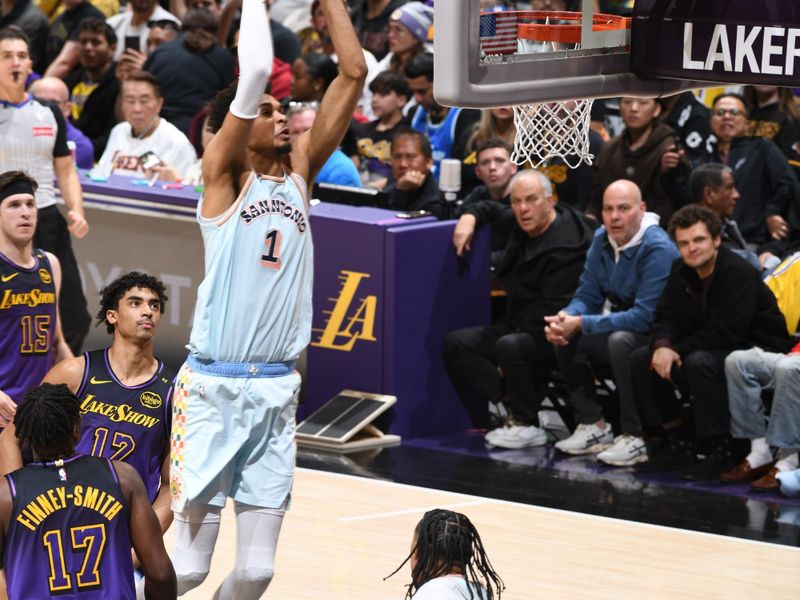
[507, 11, 631, 169]
[511, 99, 594, 169]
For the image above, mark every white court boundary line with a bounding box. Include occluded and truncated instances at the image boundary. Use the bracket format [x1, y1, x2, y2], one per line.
[297, 467, 800, 553]
[341, 499, 492, 522]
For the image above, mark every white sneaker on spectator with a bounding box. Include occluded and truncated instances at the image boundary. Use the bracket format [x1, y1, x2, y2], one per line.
[554, 422, 613, 455]
[597, 435, 648, 466]
[485, 424, 547, 449]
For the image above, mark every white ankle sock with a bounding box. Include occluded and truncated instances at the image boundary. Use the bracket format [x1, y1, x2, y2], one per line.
[745, 437, 772, 468]
[775, 450, 799, 472]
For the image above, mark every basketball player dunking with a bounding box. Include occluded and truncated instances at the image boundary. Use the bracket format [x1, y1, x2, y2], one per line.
[168, 0, 366, 596]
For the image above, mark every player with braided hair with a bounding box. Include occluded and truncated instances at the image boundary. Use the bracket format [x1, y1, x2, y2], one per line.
[0, 383, 176, 599]
[387, 509, 505, 599]
[13, 382, 80, 455]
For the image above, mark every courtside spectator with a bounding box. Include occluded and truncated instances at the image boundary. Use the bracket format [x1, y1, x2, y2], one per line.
[743, 85, 800, 176]
[588, 97, 689, 224]
[288, 102, 361, 187]
[455, 139, 517, 268]
[445, 170, 594, 446]
[107, 0, 180, 62]
[695, 93, 799, 263]
[98, 70, 196, 180]
[354, 70, 409, 187]
[544, 180, 678, 466]
[405, 52, 480, 178]
[689, 163, 760, 269]
[64, 17, 120, 160]
[30, 77, 94, 169]
[43, 0, 104, 78]
[629, 205, 793, 480]
[658, 91, 713, 163]
[375, 0, 430, 75]
[351, 0, 408, 61]
[144, 7, 234, 136]
[385, 127, 443, 217]
[0, 1, 48, 72]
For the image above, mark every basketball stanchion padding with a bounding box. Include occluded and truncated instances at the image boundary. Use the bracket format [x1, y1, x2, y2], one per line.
[296, 390, 401, 453]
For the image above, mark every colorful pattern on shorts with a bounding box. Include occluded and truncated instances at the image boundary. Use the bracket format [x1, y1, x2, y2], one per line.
[170, 364, 191, 505]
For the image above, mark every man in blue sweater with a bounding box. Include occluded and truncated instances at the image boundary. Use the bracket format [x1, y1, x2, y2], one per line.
[545, 179, 679, 466]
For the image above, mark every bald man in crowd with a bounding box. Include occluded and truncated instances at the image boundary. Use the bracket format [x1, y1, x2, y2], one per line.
[545, 179, 679, 466]
[30, 77, 94, 169]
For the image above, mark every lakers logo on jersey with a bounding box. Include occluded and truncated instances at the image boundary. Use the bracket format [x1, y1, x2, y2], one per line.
[139, 391, 162, 409]
[38, 268, 52, 284]
[311, 270, 378, 352]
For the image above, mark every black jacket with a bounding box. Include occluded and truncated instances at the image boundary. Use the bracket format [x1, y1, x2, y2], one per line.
[651, 245, 793, 358]
[460, 187, 513, 267]
[496, 203, 596, 336]
[691, 136, 799, 256]
[385, 172, 444, 218]
[65, 64, 120, 161]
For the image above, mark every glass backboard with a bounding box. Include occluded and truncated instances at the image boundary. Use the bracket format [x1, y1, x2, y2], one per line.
[434, 0, 714, 108]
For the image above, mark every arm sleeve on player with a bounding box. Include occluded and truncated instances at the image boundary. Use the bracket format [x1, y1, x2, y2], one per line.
[229, 0, 274, 120]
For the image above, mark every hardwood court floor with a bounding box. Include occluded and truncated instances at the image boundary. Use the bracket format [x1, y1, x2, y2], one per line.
[169, 468, 799, 599]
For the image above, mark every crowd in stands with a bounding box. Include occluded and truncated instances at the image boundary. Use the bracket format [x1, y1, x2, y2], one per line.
[1, 0, 799, 500]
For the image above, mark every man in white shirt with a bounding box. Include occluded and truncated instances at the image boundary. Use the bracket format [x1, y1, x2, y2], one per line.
[99, 70, 197, 180]
[106, 0, 180, 62]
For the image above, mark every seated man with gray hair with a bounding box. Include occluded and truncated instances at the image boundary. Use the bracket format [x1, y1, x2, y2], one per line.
[443, 170, 595, 448]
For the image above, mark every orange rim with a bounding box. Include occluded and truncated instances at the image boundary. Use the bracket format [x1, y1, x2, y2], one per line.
[484, 10, 630, 45]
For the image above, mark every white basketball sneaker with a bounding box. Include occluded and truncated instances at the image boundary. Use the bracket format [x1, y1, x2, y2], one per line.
[554, 422, 613, 455]
[485, 424, 547, 449]
[597, 435, 648, 466]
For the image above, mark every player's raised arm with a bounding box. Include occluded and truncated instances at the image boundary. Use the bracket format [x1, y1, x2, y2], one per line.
[201, 0, 274, 217]
[298, 0, 367, 181]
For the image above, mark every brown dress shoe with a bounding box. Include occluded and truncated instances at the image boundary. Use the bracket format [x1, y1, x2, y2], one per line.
[720, 459, 776, 483]
[751, 467, 781, 492]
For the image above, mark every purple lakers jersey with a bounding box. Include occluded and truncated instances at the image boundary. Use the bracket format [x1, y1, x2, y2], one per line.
[4, 455, 135, 599]
[0, 249, 57, 404]
[75, 350, 174, 503]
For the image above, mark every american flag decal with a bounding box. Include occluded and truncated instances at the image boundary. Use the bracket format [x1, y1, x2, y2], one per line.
[480, 11, 518, 55]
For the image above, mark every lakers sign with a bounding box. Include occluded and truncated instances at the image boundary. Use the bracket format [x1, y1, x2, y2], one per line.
[631, 0, 800, 86]
[311, 270, 378, 351]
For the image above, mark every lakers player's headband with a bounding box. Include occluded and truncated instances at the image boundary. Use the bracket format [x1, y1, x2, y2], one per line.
[0, 179, 36, 204]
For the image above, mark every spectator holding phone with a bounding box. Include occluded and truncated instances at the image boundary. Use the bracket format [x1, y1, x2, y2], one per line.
[106, 0, 180, 74]
[98, 70, 196, 180]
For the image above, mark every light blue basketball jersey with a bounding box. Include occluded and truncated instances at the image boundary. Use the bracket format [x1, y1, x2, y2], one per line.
[188, 171, 313, 363]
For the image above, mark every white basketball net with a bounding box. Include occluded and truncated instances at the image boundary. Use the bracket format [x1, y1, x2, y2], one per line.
[511, 98, 595, 169]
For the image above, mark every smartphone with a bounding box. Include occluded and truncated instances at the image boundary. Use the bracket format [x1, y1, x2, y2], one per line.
[124, 35, 141, 52]
[140, 151, 162, 170]
[396, 210, 429, 219]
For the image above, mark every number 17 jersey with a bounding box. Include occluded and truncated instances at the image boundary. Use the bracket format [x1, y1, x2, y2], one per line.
[75, 349, 174, 503]
[4, 455, 135, 599]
